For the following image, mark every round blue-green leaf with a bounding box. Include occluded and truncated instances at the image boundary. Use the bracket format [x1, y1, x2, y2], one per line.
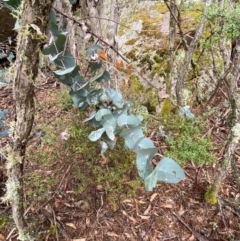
[102, 132, 117, 149]
[49, 21, 62, 36]
[132, 137, 155, 152]
[100, 141, 108, 154]
[105, 88, 122, 104]
[89, 62, 102, 71]
[136, 147, 157, 179]
[0, 128, 10, 138]
[90, 70, 110, 83]
[49, 9, 57, 23]
[144, 169, 157, 191]
[178, 106, 195, 119]
[53, 51, 75, 68]
[42, 33, 67, 55]
[54, 66, 76, 76]
[120, 126, 144, 149]
[83, 111, 96, 123]
[3, 0, 21, 9]
[117, 114, 141, 128]
[72, 75, 85, 91]
[86, 44, 103, 57]
[88, 127, 105, 141]
[156, 157, 185, 183]
[101, 114, 117, 141]
[95, 109, 112, 121]
[0, 109, 8, 120]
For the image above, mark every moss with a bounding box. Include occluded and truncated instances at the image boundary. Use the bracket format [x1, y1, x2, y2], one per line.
[129, 10, 163, 38]
[126, 38, 138, 45]
[152, 2, 168, 14]
[163, 115, 216, 166]
[150, 60, 168, 78]
[126, 49, 138, 61]
[204, 188, 218, 205]
[118, 16, 130, 36]
[160, 98, 172, 116]
[145, 88, 159, 113]
[126, 75, 159, 113]
[139, 54, 154, 69]
[0, 215, 8, 228]
[129, 74, 143, 91]
[181, 10, 201, 30]
[153, 54, 161, 63]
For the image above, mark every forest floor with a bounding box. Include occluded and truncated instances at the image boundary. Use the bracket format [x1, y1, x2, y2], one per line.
[1, 76, 240, 241]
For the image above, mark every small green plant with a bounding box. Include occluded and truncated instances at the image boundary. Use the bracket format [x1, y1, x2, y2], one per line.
[161, 115, 216, 166]
[58, 89, 73, 110]
[0, 215, 8, 229]
[68, 121, 141, 204]
[41, 10, 185, 191]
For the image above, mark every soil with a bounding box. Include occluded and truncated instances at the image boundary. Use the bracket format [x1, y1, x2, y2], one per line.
[0, 78, 240, 241]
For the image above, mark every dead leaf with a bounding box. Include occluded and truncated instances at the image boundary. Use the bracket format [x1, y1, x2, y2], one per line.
[128, 215, 137, 223]
[107, 232, 119, 237]
[114, 60, 124, 70]
[150, 193, 158, 202]
[122, 199, 133, 203]
[99, 153, 108, 165]
[121, 210, 137, 223]
[138, 215, 151, 220]
[189, 198, 200, 204]
[143, 204, 151, 215]
[63, 202, 73, 207]
[124, 233, 132, 238]
[121, 210, 128, 216]
[189, 234, 195, 241]
[72, 239, 86, 241]
[140, 66, 146, 76]
[124, 78, 130, 87]
[59, 129, 70, 144]
[98, 50, 108, 61]
[86, 217, 90, 226]
[127, 63, 135, 75]
[54, 199, 62, 209]
[160, 204, 173, 209]
[178, 205, 185, 216]
[75, 200, 90, 211]
[0, 234, 5, 241]
[66, 223, 77, 229]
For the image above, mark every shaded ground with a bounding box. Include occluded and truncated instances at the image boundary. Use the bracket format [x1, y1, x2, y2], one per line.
[0, 79, 240, 241]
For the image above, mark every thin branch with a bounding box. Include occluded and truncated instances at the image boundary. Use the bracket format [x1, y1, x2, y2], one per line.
[53, 7, 129, 63]
[53, 7, 158, 89]
[163, 0, 188, 49]
[172, 212, 209, 241]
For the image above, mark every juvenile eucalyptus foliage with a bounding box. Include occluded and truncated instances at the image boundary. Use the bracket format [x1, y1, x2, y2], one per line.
[45, 10, 185, 191]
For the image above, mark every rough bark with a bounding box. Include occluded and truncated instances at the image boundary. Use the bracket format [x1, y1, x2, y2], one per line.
[106, 0, 119, 61]
[4, 0, 53, 240]
[79, 0, 103, 41]
[53, 0, 79, 64]
[175, 0, 211, 106]
[205, 35, 240, 205]
[166, 0, 176, 93]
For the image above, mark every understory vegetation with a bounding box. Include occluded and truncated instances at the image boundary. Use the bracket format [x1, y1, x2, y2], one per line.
[1, 0, 240, 240]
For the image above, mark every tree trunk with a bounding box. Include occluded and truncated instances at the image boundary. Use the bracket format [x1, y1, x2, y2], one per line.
[4, 0, 53, 240]
[175, 0, 211, 106]
[205, 35, 240, 205]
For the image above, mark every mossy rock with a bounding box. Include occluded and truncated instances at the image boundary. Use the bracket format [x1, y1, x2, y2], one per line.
[126, 38, 138, 45]
[204, 188, 218, 205]
[152, 2, 168, 14]
[127, 74, 159, 113]
[160, 98, 172, 116]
